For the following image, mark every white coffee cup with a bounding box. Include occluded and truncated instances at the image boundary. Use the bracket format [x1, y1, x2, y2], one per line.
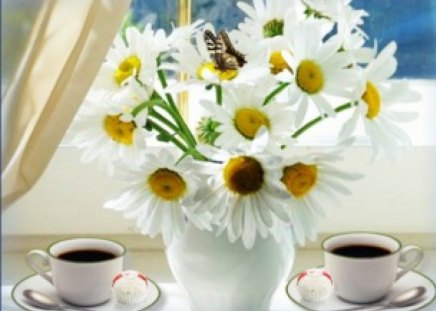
[26, 238, 125, 306]
[323, 232, 424, 303]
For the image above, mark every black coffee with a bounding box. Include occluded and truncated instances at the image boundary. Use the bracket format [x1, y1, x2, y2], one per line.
[58, 249, 116, 262]
[332, 244, 391, 258]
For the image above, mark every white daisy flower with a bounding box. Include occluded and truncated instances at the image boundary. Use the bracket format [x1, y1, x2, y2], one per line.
[109, 78, 153, 127]
[165, 19, 204, 50]
[231, 1, 311, 86]
[104, 150, 209, 246]
[302, 0, 367, 35]
[170, 25, 269, 89]
[233, 33, 292, 85]
[339, 42, 420, 160]
[298, 0, 373, 64]
[266, 38, 293, 77]
[94, 25, 163, 92]
[192, 129, 290, 249]
[235, 0, 303, 45]
[201, 84, 294, 150]
[333, 1, 374, 64]
[277, 21, 358, 127]
[70, 91, 152, 174]
[336, 25, 374, 65]
[279, 142, 362, 245]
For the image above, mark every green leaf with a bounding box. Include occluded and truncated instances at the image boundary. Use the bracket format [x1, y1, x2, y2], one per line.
[145, 120, 152, 131]
[156, 133, 171, 143]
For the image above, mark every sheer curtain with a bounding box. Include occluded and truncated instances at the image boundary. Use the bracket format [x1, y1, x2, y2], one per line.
[1, 0, 131, 209]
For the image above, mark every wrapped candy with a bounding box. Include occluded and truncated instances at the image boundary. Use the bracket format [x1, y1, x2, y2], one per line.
[297, 268, 333, 302]
[112, 270, 148, 304]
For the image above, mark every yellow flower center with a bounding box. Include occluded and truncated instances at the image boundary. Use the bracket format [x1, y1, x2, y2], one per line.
[296, 60, 324, 94]
[223, 156, 264, 195]
[103, 114, 136, 145]
[114, 55, 141, 85]
[234, 108, 270, 139]
[281, 162, 318, 198]
[148, 168, 186, 201]
[269, 50, 291, 75]
[197, 62, 238, 81]
[362, 81, 381, 119]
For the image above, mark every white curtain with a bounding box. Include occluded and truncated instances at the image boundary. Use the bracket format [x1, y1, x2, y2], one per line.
[1, 0, 132, 209]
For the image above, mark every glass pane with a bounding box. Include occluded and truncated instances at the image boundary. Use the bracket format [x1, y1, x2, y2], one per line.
[192, 0, 249, 30]
[353, 0, 436, 79]
[129, 0, 178, 33]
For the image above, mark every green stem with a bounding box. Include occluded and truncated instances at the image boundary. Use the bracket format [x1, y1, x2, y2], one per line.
[150, 114, 206, 161]
[292, 102, 354, 139]
[188, 148, 208, 161]
[132, 99, 166, 117]
[263, 82, 290, 106]
[149, 108, 180, 133]
[131, 96, 195, 151]
[150, 91, 193, 143]
[147, 119, 189, 153]
[215, 84, 222, 106]
[157, 67, 197, 148]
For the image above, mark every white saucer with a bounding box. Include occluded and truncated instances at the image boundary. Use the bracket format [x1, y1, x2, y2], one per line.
[12, 273, 160, 311]
[286, 268, 436, 311]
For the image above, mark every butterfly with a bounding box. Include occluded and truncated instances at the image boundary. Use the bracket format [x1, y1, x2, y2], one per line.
[203, 30, 247, 71]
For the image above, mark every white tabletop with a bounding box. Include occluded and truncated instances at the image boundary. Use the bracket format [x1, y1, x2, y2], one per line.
[2, 283, 295, 310]
[4, 279, 436, 311]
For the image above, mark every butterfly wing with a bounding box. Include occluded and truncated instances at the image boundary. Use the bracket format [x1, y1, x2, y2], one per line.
[204, 30, 225, 56]
[219, 31, 247, 67]
[203, 30, 244, 70]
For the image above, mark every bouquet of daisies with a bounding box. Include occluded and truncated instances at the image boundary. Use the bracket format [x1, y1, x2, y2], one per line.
[71, 0, 418, 249]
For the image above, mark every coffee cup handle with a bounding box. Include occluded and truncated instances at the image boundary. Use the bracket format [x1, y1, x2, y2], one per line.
[26, 250, 53, 284]
[395, 245, 424, 281]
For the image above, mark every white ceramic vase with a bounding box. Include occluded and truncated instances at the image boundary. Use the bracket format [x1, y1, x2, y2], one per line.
[166, 224, 295, 311]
